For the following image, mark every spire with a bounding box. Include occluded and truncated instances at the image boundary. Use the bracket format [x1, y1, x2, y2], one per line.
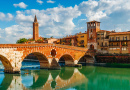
[34, 15, 37, 22]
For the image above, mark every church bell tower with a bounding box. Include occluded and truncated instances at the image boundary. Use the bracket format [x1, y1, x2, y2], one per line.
[33, 15, 39, 41]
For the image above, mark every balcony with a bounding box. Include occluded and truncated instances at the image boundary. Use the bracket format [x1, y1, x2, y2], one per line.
[100, 45, 108, 47]
[109, 45, 120, 48]
[122, 44, 128, 46]
[109, 39, 130, 42]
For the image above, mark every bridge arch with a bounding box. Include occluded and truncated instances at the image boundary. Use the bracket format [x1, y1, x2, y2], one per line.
[78, 55, 94, 65]
[0, 54, 13, 73]
[22, 52, 50, 69]
[58, 54, 74, 66]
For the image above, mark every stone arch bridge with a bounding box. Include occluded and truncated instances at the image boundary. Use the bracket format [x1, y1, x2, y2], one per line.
[0, 44, 94, 73]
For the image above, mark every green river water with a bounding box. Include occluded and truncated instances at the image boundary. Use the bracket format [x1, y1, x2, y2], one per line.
[0, 65, 130, 90]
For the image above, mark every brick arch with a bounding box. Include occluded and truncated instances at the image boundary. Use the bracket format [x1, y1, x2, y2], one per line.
[0, 54, 13, 73]
[78, 55, 94, 64]
[58, 53, 74, 60]
[58, 54, 74, 66]
[22, 51, 50, 69]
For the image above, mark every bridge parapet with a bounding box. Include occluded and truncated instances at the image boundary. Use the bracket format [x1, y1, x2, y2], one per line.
[0, 44, 88, 51]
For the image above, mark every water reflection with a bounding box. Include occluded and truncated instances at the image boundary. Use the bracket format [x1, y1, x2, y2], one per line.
[0, 66, 130, 90]
[0, 74, 4, 85]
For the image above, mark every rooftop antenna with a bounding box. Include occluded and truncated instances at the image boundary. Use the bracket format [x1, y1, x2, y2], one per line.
[114, 25, 115, 31]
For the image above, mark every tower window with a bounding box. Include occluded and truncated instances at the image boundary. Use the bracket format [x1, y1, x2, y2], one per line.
[88, 23, 90, 27]
[94, 23, 95, 26]
[90, 35, 93, 39]
[98, 23, 100, 26]
[91, 29, 93, 32]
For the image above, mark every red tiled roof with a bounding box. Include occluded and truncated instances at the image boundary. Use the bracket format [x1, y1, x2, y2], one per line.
[109, 32, 130, 35]
[97, 30, 111, 32]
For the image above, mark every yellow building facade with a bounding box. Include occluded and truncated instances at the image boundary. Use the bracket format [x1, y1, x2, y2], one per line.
[97, 30, 110, 53]
[109, 32, 130, 54]
[76, 31, 87, 47]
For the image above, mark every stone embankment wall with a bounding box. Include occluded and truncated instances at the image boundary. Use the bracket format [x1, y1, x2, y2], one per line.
[95, 55, 130, 63]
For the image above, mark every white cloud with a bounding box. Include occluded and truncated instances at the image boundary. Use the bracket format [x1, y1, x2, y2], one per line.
[2, 25, 32, 43]
[47, 0, 55, 3]
[75, 27, 84, 30]
[7, 13, 13, 21]
[0, 12, 5, 20]
[76, 0, 130, 32]
[78, 0, 130, 21]
[13, 2, 28, 9]
[0, 12, 13, 21]
[15, 5, 81, 38]
[115, 28, 122, 32]
[37, 0, 43, 5]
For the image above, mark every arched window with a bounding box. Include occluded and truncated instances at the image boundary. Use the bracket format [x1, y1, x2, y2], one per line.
[90, 44, 94, 49]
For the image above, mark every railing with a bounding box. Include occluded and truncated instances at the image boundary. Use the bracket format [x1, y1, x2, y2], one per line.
[109, 39, 130, 42]
[100, 45, 108, 47]
[122, 44, 128, 46]
[109, 44, 128, 46]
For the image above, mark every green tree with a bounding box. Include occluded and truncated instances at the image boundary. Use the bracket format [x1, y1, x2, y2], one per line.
[44, 37, 47, 40]
[16, 38, 28, 43]
[50, 36, 53, 38]
[37, 39, 42, 41]
[28, 39, 34, 41]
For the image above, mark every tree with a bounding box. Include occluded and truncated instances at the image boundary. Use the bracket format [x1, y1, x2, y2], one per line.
[44, 37, 47, 40]
[16, 38, 28, 43]
[50, 36, 53, 38]
[37, 39, 43, 41]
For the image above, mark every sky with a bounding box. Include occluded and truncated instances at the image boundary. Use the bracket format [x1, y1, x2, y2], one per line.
[0, 0, 130, 44]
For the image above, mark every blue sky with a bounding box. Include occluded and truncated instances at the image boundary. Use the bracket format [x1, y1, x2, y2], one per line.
[0, 0, 130, 43]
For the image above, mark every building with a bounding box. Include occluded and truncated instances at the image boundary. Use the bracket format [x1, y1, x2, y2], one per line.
[97, 30, 110, 53]
[76, 31, 87, 47]
[53, 39, 60, 44]
[33, 15, 39, 41]
[109, 32, 130, 54]
[60, 35, 78, 46]
[48, 38, 58, 44]
[87, 20, 100, 50]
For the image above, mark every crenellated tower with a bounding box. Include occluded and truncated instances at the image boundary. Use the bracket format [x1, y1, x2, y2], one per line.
[33, 15, 39, 41]
[87, 20, 100, 50]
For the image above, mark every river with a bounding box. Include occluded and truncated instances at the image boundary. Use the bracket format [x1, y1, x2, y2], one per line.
[0, 61, 130, 90]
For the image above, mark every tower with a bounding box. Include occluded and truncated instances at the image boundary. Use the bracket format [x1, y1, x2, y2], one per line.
[87, 20, 100, 50]
[33, 15, 39, 41]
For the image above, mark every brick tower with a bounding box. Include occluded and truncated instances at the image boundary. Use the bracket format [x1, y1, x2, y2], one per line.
[87, 21, 100, 50]
[33, 15, 39, 41]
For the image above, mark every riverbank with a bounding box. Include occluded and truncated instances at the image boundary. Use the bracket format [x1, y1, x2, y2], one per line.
[86, 63, 130, 68]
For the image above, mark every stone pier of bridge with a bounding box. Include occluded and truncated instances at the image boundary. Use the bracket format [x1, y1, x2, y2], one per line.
[0, 44, 94, 73]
